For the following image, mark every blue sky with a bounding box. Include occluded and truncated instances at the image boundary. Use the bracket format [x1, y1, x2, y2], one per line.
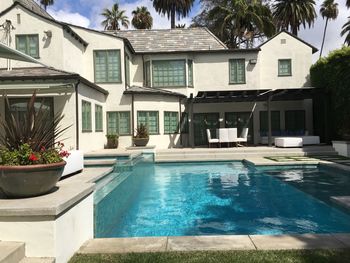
[45, 0, 349, 61]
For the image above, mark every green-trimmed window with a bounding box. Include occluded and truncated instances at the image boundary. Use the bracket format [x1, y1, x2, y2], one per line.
[260, 111, 280, 132]
[278, 59, 292, 76]
[95, 104, 103, 132]
[229, 59, 245, 84]
[16, 34, 39, 58]
[285, 110, 305, 132]
[107, 111, 130, 135]
[125, 54, 131, 87]
[152, 60, 186, 87]
[164, 111, 179, 134]
[145, 61, 151, 87]
[94, 50, 121, 83]
[188, 60, 193, 87]
[137, 111, 159, 134]
[180, 112, 189, 133]
[82, 100, 92, 132]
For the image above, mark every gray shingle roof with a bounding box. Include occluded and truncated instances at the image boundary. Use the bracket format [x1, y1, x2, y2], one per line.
[16, 0, 53, 19]
[115, 27, 228, 53]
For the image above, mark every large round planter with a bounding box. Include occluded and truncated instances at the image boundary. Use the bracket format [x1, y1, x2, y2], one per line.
[133, 137, 149, 147]
[0, 161, 66, 198]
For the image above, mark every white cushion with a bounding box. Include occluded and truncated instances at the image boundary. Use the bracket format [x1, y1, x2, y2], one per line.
[275, 137, 303, 148]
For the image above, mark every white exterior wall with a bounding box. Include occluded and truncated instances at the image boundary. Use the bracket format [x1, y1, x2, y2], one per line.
[0, 193, 93, 263]
[0, 0, 14, 14]
[259, 32, 313, 90]
[78, 83, 107, 152]
[133, 94, 185, 149]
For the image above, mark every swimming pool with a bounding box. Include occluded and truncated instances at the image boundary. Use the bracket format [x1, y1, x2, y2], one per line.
[94, 158, 350, 238]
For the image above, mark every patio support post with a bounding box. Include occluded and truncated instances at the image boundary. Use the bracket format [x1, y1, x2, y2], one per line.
[189, 94, 194, 148]
[74, 81, 80, 150]
[267, 94, 272, 147]
[131, 94, 135, 140]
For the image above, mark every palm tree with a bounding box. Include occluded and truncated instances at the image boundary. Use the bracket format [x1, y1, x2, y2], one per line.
[132, 6, 153, 29]
[208, 0, 276, 48]
[347, 0, 350, 8]
[40, 0, 54, 11]
[341, 18, 350, 46]
[101, 3, 129, 31]
[152, 0, 195, 29]
[319, 0, 339, 58]
[273, 0, 317, 36]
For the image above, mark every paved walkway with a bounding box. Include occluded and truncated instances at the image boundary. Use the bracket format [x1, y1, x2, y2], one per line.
[79, 234, 350, 254]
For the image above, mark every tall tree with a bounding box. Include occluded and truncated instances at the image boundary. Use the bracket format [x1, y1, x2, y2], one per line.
[341, 19, 350, 46]
[152, 0, 195, 29]
[197, 0, 275, 48]
[101, 3, 129, 31]
[347, 0, 350, 8]
[132, 6, 153, 29]
[273, 0, 317, 36]
[319, 0, 339, 58]
[40, 0, 54, 10]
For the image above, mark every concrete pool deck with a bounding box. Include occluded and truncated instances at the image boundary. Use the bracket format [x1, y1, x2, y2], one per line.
[79, 233, 350, 254]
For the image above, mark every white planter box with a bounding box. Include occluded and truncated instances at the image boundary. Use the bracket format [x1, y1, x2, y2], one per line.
[332, 141, 350, 157]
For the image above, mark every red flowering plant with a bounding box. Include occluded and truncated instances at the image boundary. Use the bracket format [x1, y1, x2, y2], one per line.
[0, 91, 71, 166]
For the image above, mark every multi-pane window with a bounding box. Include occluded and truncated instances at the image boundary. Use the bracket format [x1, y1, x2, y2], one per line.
[94, 50, 121, 83]
[125, 55, 131, 87]
[188, 60, 193, 87]
[82, 100, 92, 132]
[137, 111, 159, 134]
[95, 105, 103, 132]
[152, 60, 186, 87]
[229, 59, 246, 84]
[16, 34, 39, 58]
[145, 61, 151, 87]
[107, 111, 130, 135]
[278, 59, 292, 76]
[260, 111, 281, 133]
[285, 110, 305, 132]
[164, 111, 179, 134]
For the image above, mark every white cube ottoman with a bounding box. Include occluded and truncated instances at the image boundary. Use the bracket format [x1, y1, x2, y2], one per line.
[275, 137, 303, 148]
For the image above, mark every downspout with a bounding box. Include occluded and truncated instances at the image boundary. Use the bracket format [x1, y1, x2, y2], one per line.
[131, 94, 135, 143]
[75, 80, 80, 150]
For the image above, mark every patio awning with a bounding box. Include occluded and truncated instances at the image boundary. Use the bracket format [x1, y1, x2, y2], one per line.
[193, 88, 317, 103]
[0, 42, 47, 66]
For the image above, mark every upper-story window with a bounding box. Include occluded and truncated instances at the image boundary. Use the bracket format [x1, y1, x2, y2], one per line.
[152, 60, 186, 87]
[188, 59, 193, 87]
[15, 34, 39, 58]
[94, 50, 121, 83]
[125, 54, 131, 87]
[229, 59, 245, 84]
[278, 59, 292, 76]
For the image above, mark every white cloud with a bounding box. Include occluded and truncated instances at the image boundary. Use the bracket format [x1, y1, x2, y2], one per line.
[48, 9, 91, 28]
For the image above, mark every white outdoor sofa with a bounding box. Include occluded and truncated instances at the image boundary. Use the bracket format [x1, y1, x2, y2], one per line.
[62, 150, 84, 177]
[274, 136, 320, 148]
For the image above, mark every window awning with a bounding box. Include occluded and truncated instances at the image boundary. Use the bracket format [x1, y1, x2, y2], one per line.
[0, 42, 47, 66]
[193, 88, 317, 103]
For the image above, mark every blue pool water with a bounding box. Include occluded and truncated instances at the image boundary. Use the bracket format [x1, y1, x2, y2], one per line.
[94, 159, 350, 238]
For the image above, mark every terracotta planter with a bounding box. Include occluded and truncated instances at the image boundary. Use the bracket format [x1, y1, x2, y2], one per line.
[0, 161, 66, 198]
[133, 137, 149, 147]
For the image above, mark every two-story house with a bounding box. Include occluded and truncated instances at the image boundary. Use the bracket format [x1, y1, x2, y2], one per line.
[0, 0, 318, 152]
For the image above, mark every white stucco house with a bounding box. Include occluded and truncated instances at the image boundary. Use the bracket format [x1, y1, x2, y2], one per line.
[0, 0, 319, 152]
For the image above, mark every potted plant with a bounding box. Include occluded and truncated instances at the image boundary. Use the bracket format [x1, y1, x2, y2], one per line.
[133, 124, 149, 147]
[0, 92, 70, 198]
[106, 134, 119, 148]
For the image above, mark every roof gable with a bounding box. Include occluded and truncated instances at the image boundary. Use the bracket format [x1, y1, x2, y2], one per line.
[259, 31, 318, 54]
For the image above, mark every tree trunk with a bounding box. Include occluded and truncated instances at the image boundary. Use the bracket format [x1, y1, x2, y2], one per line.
[171, 8, 175, 29]
[292, 26, 298, 36]
[320, 18, 329, 59]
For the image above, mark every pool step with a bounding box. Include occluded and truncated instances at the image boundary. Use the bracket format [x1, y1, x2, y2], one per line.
[155, 146, 338, 162]
[0, 242, 25, 263]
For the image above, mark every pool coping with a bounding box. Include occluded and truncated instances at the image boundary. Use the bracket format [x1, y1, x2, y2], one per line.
[79, 233, 350, 254]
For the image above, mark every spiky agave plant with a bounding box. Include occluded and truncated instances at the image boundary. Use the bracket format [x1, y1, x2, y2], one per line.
[0, 91, 71, 152]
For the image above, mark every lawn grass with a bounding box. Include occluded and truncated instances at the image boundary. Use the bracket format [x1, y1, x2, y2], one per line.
[69, 250, 350, 263]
